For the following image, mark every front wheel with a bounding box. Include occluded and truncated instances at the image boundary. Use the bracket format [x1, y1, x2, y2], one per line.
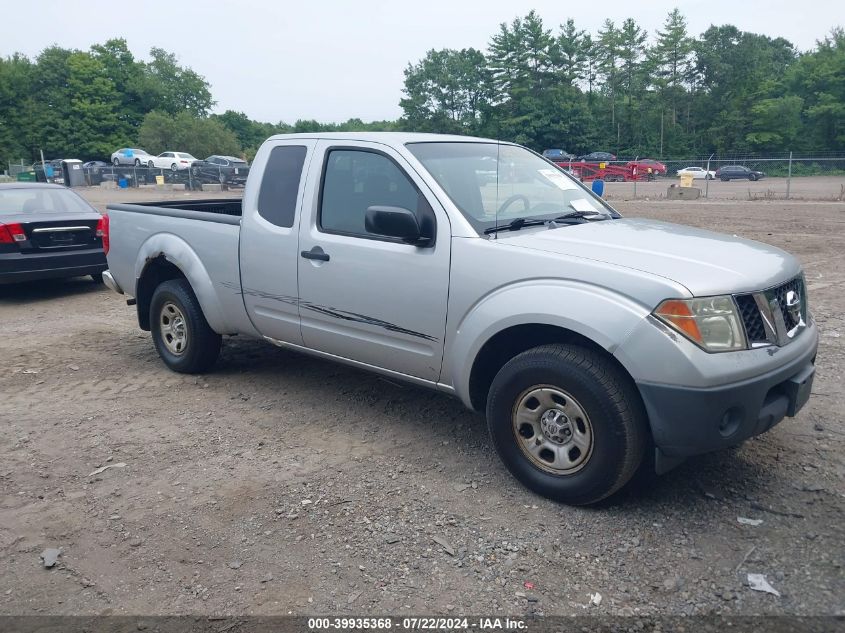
[134, 158, 142, 167]
[749, 174, 758, 181]
[112, 158, 120, 167]
[171, 163, 178, 172]
[150, 279, 221, 373]
[486, 344, 648, 505]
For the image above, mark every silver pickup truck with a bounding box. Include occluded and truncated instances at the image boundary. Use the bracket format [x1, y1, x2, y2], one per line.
[103, 133, 818, 505]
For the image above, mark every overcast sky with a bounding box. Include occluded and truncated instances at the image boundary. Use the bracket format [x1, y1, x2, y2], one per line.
[2, 1, 842, 123]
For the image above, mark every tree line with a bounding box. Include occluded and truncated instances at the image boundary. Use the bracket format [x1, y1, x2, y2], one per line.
[401, 10, 845, 157]
[1, 10, 843, 165]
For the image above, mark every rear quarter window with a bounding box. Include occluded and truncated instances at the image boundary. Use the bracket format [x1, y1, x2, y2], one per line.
[257, 145, 308, 228]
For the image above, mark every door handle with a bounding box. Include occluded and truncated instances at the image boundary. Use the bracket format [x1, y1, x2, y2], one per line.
[301, 247, 330, 262]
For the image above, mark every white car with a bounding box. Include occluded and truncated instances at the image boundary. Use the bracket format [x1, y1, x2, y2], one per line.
[111, 148, 151, 167]
[676, 166, 715, 180]
[146, 151, 199, 171]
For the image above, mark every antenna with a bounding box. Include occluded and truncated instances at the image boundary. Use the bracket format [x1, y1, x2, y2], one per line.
[493, 142, 500, 240]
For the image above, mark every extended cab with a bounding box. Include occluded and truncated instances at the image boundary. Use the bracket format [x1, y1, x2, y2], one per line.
[102, 133, 818, 505]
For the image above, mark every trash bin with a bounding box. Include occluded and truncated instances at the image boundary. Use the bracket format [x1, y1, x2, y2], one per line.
[62, 159, 85, 187]
[680, 173, 694, 188]
[591, 179, 605, 197]
[16, 171, 36, 182]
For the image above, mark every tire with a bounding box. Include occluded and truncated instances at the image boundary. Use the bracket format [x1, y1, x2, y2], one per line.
[749, 174, 758, 181]
[150, 279, 221, 373]
[171, 163, 178, 172]
[486, 343, 648, 505]
[148, 161, 155, 168]
[720, 176, 729, 182]
[90, 273, 104, 284]
[134, 158, 142, 167]
[112, 158, 120, 166]
[705, 174, 713, 180]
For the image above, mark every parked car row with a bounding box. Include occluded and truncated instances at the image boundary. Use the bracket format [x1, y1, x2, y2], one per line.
[104, 148, 251, 186]
[676, 165, 766, 181]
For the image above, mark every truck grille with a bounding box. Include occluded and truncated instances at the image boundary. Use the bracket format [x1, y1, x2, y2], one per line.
[735, 276, 807, 347]
[771, 276, 805, 331]
[735, 294, 766, 343]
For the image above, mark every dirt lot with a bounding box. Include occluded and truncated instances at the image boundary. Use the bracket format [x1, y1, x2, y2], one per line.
[603, 175, 845, 202]
[1, 188, 843, 618]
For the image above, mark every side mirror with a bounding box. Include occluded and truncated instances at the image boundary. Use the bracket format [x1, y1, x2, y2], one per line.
[365, 206, 429, 245]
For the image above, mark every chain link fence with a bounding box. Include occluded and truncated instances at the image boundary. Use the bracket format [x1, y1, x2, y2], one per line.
[6, 153, 845, 200]
[552, 152, 845, 201]
[4, 160, 248, 191]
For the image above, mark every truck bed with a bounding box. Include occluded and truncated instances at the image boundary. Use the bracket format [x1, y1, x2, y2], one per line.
[108, 198, 242, 222]
[139, 199, 242, 216]
[105, 198, 255, 337]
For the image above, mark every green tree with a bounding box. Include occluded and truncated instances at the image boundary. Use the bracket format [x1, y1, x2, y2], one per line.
[786, 28, 845, 151]
[400, 48, 489, 133]
[144, 48, 214, 116]
[138, 111, 240, 159]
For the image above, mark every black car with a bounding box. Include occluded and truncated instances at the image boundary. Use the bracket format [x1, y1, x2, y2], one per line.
[0, 183, 107, 284]
[190, 155, 250, 187]
[82, 161, 113, 186]
[715, 165, 765, 181]
[577, 151, 617, 162]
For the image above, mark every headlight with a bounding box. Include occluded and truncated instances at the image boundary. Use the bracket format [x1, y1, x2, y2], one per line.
[653, 296, 747, 352]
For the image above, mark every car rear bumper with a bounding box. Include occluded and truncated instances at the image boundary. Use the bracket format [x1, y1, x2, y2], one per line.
[637, 334, 818, 467]
[0, 248, 107, 284]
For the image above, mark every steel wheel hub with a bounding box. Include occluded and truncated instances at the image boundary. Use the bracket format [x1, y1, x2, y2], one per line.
[512, 385, 594, 475]
[160, 302, 188, 355]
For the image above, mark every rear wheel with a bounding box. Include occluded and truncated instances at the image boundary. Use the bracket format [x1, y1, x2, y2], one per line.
[134, 158, 142, 167]
[171, 163, 178, 172]
[148, 160, 155, 168]
[90, 273, 104, 284]
[150, 279, 221, 373]
[721, 176, 729, 182]
[112, 158, 120, 166]
[486, 344, 648, 505]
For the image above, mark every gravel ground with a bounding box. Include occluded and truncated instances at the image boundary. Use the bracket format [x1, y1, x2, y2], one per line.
[604, 175, 845, 201]
[0, 190, 843, 617]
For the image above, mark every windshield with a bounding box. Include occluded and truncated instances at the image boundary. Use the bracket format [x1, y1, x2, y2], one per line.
[0, 188, 94, 215]
[407, 142, 617, 234]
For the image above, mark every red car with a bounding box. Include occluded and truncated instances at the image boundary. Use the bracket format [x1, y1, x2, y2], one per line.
[626, 158, 667, 177]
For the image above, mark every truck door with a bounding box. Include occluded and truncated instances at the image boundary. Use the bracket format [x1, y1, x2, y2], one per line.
[296, 140, 450, 382]
[239, 139, 316, 344]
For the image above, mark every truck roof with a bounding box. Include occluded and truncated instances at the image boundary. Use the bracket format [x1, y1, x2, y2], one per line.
[265, 132, 502, 145]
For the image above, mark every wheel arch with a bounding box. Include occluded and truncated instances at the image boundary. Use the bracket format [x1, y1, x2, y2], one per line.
[466, 323, 639, 413]
[447, 281, 651, 412]
[134, 234, 227, 333]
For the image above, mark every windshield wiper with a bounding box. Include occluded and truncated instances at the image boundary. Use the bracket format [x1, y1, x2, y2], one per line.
[552, 210, 607, 221]
[483, 217, 549, 234]
[483, 211, 610, 235]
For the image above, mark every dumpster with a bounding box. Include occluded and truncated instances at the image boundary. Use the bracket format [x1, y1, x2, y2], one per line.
[62, 159, 86, 187]
[16, 171, 36, 182]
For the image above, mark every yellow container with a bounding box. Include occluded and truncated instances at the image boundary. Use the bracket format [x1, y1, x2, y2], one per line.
[680, 173, 694, 188]
[155, 175, 164, 185]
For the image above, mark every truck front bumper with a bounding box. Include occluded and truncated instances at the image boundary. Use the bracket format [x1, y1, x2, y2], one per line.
[636, 333, 817, 466]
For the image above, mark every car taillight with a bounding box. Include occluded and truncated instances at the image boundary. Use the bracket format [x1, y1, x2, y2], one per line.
[0, 222, 26, 244]
[97, 215, 110, 255]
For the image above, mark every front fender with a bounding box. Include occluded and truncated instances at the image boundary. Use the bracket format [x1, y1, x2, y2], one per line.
[446, 279, 651, 408]
[134, 233, 229, 333]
